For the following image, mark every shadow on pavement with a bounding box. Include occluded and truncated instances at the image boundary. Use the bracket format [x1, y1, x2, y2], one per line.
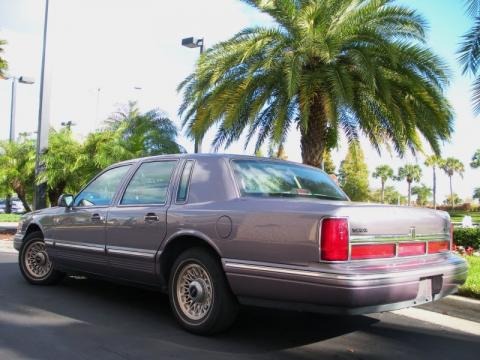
[0, 258, 478, 359]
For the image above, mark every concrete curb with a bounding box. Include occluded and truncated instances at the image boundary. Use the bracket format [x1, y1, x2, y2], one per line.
[0, 222, 17, 232]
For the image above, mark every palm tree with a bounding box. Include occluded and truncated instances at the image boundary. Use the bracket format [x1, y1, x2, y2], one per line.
[0, 135, 35, 212]
[424, 155, 442, 209]
[372, 165, 394, 203]
[411, 184, 432, 206]
[440, 157, 465, 209]
[458, 0, 480, 113]
[179, 0, 453, 167]
[0, 38, 7, 77]
[397, 165, 422, 206]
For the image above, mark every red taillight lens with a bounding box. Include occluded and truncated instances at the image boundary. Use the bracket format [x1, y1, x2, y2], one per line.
[350, 244, 396, 260]
[428, 241, 450, 253]
[320, 218, 349, 261]
[398, 242, 426, 257]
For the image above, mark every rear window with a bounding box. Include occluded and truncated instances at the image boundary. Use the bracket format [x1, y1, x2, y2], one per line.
[231, 160, 348, 201]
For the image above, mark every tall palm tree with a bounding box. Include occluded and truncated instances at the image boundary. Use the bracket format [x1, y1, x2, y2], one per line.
[0, 38, 7, 77]
[397, 164, 422, 206]
[372, 165, 394, 203]
[440, 157, 465, 209]
[179, 0, 453, 167]
[458, 0, 480, 113]
[424, 155, 442, 209]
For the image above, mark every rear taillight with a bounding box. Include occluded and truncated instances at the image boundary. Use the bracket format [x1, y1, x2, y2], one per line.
[398, 242, 426, 257]
[320, 218, 349, 261]
[350, 244, 396, 260]
[428, 241, 450, 254]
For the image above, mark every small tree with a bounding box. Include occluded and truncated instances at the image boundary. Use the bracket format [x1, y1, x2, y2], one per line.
[0, 135, 35, 212]
[440, 157, 465, 209]
[397, 165, 422, 206]
[339, 143, 369, 202]
[39, 128, 83, 205]
[424, 155, 443, 209]
[372, 165, 394, 203]
[474, 187, 480, 201]
[0, 38, 7, 77]
[370, 186, 405, 205]
[471, 149, 480, 168]
[412, 184, 432, 206]
[444, 193, 462, 206]
[322, 151, 336, 175]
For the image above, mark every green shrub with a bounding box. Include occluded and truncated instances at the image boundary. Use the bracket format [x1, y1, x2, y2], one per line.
[453, 227, 480, 249]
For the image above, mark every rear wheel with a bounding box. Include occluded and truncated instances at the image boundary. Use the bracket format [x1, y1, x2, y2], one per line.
[168, 247, 238, 335]
[19, 231, 64, 285]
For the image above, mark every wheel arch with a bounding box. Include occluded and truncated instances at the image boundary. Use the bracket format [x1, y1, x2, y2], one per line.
[158, 231, 222, 289]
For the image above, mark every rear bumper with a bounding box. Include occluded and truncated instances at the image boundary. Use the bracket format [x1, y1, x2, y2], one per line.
[223, 253, 468, 314]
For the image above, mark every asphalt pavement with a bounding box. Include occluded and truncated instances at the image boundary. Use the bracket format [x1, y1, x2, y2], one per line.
[0, 252, 478, 360]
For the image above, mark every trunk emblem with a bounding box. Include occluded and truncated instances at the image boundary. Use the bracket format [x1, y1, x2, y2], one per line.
[409, 226, 416, 239]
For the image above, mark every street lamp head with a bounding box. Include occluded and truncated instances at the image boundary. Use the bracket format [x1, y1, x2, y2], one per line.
[182, 37, 203, 48]
[19, 76, 35, 84]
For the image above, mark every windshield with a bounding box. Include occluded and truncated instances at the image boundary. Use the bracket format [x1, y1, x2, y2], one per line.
[231, 159, 348, 201]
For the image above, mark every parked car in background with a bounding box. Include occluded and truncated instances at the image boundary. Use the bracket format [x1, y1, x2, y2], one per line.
[14, 154, 468, 334]
[0, 198, 26, 214]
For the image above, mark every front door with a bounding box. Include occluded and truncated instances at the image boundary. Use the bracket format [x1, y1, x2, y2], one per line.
[51, 164, 132, 274]
[106, 160, 178, 284]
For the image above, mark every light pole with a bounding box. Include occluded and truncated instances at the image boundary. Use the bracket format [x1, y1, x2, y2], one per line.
[5, 76, 35, 142]
[34, 0, 51, 210]
[181, 36, 204, 153]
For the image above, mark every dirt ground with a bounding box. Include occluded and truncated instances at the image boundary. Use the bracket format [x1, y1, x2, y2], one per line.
[0, 233, 13, 241]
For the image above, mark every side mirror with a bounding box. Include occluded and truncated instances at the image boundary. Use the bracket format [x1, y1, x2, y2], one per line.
[57, 194, 74, 208]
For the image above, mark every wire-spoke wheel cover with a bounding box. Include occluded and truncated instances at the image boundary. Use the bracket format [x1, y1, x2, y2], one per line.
[176, 262, 214, 321]
[23, 241, 52, 279]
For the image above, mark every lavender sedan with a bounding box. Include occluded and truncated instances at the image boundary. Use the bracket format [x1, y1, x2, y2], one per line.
[14, 154, 467, 334]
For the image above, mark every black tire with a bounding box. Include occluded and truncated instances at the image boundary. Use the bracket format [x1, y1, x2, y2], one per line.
[168, 247, 239, 335]
[19, 231, 64, 285]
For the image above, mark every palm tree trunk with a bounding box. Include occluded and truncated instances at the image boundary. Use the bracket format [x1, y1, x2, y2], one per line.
[15, 189, 31, 213]
[381, 181, 385, 203]
[433, 167, 436, 209]
[300, 94, 328, 167]
[449, 175, 454, 209]
[407, 181, 411, 206]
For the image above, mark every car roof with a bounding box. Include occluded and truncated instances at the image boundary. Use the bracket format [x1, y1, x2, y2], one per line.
[111, 153, 298, 166]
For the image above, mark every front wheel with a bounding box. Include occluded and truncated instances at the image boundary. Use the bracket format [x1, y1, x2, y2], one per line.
[169, 247, 239, 335]
[19, 231, 64, 285]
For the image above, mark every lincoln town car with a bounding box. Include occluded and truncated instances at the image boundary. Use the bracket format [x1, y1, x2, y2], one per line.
[14, 154, 468, 334]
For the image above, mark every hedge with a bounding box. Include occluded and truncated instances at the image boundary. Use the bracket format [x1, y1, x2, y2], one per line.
[453, 227, 480, 249]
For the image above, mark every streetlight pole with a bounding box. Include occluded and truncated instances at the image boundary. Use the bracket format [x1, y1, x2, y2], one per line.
[181, 36, 204, 153]
[7, 76, 35, 142]
[34, 0, 51, 210]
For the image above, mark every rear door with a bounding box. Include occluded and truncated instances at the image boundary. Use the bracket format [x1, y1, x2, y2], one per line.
[105, 159, 178, 284]
[51, 164, 132, 274]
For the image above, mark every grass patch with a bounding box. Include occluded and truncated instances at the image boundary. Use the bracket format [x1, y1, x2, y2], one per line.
[0, 214, 21, 222]
[448, 211, 480, 223]
[458, 256, 480, 300]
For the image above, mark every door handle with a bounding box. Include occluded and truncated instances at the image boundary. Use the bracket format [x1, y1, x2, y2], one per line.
[144, 213, 159, 222]
[91, 213, 104, 222]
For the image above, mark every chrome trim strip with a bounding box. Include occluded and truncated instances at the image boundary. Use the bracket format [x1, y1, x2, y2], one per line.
[106, 247, 156, 259]
[44, 239, 54, 246]
[55, 241, 105, 253]
[223, 260, 467, 282]
[350, 233, 450, 242]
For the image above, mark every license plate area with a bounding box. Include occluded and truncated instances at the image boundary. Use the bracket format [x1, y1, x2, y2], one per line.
[414, 275, 443, 304]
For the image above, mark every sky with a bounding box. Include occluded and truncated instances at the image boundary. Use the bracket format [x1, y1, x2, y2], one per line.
[0, 0, 478, 203]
